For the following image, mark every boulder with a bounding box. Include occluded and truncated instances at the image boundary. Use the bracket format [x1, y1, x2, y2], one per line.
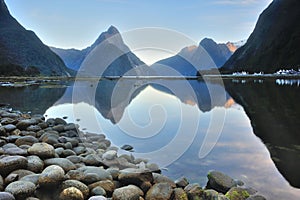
[0, 156, 28, 176]
[145, 182, 173, 200]
[207, 171, 236, 193]
[27, 143, 55, 158]
[112, 185, 143, 200]
[5, 181, 36, 200]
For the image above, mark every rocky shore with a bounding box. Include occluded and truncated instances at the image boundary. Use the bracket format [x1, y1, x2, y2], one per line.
[0, 107, 266, 200]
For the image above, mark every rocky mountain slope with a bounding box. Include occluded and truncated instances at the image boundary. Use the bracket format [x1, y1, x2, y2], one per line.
[222, 0, 300, 73]
[0, 0, 70, 76]
[152, 38, 233, 76]
[51, 26, 145, 76]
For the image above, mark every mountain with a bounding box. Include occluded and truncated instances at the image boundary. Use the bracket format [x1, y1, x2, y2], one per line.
[51, 26, 145, 76]
[226, 40, 246, 53]
[152, 38, 233, 76]
[0, 0, 70, 76]
[222, 0, 300, 73]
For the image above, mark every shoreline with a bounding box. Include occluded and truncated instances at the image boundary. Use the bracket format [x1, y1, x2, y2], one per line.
[0, 106, 266, 200]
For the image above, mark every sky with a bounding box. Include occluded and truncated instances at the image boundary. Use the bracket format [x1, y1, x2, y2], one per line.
[5, 0, 273, 50]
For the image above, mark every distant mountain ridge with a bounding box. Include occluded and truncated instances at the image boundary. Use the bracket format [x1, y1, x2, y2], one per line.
[222, 0, 300, 73]
[0, 0, 71, 76]
[51, 26, 145, 75]
[152, 38, 236, 76]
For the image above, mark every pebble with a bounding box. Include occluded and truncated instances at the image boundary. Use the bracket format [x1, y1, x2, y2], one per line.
[28, 143, 55, 158]
[0, 108, 265, 200]
[59, 187, 84, 200]
[113, 185, 144, 200]
[0, 156, 28, 176]
[5, 181, 36, 199]
[38, 165, 65, 186]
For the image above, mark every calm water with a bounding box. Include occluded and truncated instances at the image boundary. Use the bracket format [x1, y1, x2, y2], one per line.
[0, 78, 300, 199]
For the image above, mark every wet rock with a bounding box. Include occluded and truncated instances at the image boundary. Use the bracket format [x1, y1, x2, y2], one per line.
[28, 143, 55, 158]
[82, 154, 104, 166]
[113, 185, 144, 200]
[121, 144, 134, 151]
[6, 135, 20, 143]
[0, 156, 28, 176]
[62, 180, 89, 199]
[203, 189, 219, 199]
[175, 176, 189, 188]
[38, 165, 65, 186]
[225, 187, 250, 200]
[5, 181, 36, 200]
[4, 147, 27, 155]
[91, 186, 106, 196]
[73, 146, 86, 155]
[44, 158, 76, 172]
[77, 166, 112, 183]
[27, 155, 44, 173]
[4, 173, 19, 185]
[145, 182, 173, 200]
[184, 183, 204, 200]
[0, 192, 15, 200]
[3, 124, 16, 132]
[26, 125, 41, 132]
[16, 119, 37, 130]
[173, 188, 188, 200]
[67, 155, 82, 164]
[39, 133, 59, 145]
[0, 126, 7, 136]
[64, 123, 79, 131]
[15, 136, 38, 146]
[102, 150, 117, 160]
[54, 118, 67, 125]
[153, 173, 176, 188]
[1, 118, 17, 125]
[88, 180, 115, 196]
[20, 174, 40, 185]
[61, 149, 76, 157]
[52, 125, 65, 132]
[9, 169, 34, 179]
[207, 171, 236, 193]
[106, 168, 120, 180]
[59, 187, 84, 200]
[118, 168, 153, 187]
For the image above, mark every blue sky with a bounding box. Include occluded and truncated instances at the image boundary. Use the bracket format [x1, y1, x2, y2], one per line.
[6, 0, 272, 50]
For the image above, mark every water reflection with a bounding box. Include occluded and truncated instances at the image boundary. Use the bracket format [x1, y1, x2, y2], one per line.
[225, 79, 300, 188]
[2, 78, 299, 199]
[0, 83, 67, 114]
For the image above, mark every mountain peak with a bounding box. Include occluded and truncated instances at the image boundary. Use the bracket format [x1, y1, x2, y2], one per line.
[107, 25, 120, 34]
[91, 25, 124, 49]
[0, 0, 11, 19]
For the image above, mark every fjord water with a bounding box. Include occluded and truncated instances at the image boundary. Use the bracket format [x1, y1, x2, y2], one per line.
[1, 78, 300, 199]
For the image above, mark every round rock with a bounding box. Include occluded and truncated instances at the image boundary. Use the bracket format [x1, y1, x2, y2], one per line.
[27, 155, 44, 173]
[0, 156, 28, 176]
[62, 180, 89, 199]
[38, 165, 65, 186]
[5, 181, 35, 199]
[0, 192, 15, 200]
[59, 187, 84, 200]
[112, 185, 143, 200]
[44, 158, 76, 172]
[145, 182, 173, 200]
[207, 171, 236, 193]
[28, 143, 55, 158]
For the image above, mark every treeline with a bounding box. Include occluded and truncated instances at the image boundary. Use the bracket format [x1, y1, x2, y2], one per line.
[0, 64, 40, 76]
